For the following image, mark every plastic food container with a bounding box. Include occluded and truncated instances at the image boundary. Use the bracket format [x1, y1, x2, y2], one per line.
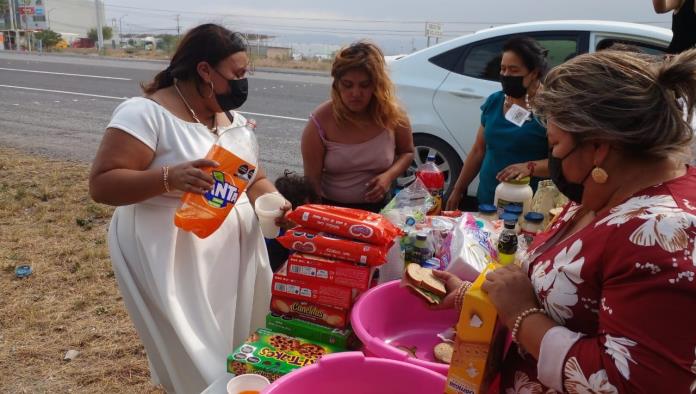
[262, 352, 446, 394]
[494, 177, 533, 214]
[350, 280, 458, 375]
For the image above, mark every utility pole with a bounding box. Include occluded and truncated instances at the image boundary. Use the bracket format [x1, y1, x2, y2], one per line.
[175, 14, 180, 39]
[95, 0, 104, 53]
[8, 0, 18, 51]
[118, 15, 127, 46]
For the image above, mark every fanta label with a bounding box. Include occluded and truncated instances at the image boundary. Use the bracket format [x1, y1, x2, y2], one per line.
[174, 144, 256, 238]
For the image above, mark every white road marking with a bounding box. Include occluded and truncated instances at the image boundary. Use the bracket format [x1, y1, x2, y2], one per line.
[0, 67, 132, 81]
[0, 84, 128, 100]
[1, 84, 307, 122]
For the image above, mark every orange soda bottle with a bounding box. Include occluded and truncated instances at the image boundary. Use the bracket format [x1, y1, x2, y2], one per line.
[174, 119, 259, 238]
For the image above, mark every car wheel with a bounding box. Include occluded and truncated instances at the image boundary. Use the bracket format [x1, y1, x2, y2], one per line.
[396, 134, 463, 199]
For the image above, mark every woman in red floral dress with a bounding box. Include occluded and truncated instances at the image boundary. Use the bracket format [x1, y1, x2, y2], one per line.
[438, 49, 696, 393]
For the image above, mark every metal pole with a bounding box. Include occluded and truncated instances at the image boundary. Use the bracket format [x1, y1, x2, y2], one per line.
[9, 0, 19, 51]
[175, 14, 180, 39]
[95, 0, 104, 52]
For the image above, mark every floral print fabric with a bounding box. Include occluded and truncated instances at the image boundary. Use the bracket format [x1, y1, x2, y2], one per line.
[501, 167, 696, 393]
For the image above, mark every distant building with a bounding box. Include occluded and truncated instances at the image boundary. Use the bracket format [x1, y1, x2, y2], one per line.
[1, 0, 105, 49]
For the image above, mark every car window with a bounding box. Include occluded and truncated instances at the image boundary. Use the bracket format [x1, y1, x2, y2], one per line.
[595, 38, 667, 56]
[455, 34, 581, 82]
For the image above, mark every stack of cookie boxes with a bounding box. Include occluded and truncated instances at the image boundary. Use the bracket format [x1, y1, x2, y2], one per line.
[272, 205, 400, 331]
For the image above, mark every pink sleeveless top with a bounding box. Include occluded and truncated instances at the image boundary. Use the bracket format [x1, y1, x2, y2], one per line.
[311, 114, 396, 204]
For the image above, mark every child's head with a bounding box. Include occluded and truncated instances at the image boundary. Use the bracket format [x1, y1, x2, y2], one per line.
[274, 170, 320, 209]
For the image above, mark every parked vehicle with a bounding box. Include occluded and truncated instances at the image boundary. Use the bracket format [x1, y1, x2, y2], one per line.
[389, 20, 672, 198]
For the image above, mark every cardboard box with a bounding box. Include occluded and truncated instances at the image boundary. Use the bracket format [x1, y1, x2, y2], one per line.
[266, 312, 360, 350]
[287, 253, 373, 291]
[445, 263, 507, 394]
[272, 267, 355, 310]
[227, 328, 341, 381]
[270, 294, 350, 329]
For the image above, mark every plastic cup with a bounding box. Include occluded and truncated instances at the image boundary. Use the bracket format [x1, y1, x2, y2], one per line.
[255, 193, 287, 238]
[227, 373, 270, 394]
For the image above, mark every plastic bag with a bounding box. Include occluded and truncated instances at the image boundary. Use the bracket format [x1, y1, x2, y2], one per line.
[287, 205, 402, 246]
[380, 178, 433, 228]
[277, 228, 389, 266]
[446, 213, 496, 282]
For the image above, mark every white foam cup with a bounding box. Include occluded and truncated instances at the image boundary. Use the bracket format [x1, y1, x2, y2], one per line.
[226, 373, 270, 394]
[254, 193, 287, 238]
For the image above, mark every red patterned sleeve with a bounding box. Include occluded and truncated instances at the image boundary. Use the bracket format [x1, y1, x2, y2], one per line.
[560, 213, 696, 393]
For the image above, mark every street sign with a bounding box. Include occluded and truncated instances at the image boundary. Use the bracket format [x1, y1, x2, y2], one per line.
[34, 7, 45, 16]
[425, 22, 443, 38]
[18, 6, 35, 15]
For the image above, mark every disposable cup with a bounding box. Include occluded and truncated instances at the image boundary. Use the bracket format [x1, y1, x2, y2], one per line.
[226, 373, 270, 394]
[255, 193, 286, 238]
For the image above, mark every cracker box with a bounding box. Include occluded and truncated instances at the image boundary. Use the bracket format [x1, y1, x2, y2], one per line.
[270, 294, 350, 329]
[227, 328, 341, 381]
[272, 266, 355, 310]
[266, 312, 360, 350]
[445, 263, 507, 394]
[287, 253, 373, 291]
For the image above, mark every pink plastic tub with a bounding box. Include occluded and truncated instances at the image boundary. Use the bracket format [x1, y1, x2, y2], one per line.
[262, 352, 446, 394]
[350, 280, 458, 375]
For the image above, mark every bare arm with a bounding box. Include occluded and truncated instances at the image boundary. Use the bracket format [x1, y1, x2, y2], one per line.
[89, 128, 216, 206]
[246, 166, 275, 204]
[384, 119, 415, 182]
[445, 125, 486, 210]
[653, 0, 684, 13]
[301, 117, 326, 199]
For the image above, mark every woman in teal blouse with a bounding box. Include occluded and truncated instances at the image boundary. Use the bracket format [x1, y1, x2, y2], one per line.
[446, 37, 550, 209]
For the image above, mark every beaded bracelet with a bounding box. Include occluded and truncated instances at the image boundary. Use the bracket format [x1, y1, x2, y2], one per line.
[454, 281, 473, 311]
[162, 166, 170, 193]
[511, 307, 546, 344]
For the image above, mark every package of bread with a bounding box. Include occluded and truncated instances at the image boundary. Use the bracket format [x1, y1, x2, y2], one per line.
[403, 263, 447, 304]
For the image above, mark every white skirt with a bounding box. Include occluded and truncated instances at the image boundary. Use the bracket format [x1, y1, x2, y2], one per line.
[108, 194, 272, 393]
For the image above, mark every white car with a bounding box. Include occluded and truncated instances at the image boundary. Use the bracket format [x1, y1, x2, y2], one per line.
[390, 20, 672, 201]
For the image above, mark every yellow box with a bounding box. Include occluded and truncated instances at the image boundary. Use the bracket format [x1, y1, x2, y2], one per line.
[445, 263, 507, 394]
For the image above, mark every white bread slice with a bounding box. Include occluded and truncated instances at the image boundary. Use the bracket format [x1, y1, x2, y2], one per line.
[405, 263, 446, 298]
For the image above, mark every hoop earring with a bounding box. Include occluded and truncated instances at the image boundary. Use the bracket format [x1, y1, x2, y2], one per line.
[591, 166, 609, 184]
[207, 80, 215, 98]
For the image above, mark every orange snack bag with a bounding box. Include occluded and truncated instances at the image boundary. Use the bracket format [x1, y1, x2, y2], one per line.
[277, 228, 389, 266]
[287, 205, 402, 246]
[174, 124, 258, 238]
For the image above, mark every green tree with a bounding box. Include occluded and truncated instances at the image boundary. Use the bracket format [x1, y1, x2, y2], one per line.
[0, 0, 9, 14]
[156, 34, 178, 52]
[87, 26, 113, 42]
[35, 29, 62, 48]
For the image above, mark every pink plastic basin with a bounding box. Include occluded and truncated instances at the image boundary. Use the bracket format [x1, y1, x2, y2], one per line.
[262, 352, 446, 394]
[350, 280, 458, 375]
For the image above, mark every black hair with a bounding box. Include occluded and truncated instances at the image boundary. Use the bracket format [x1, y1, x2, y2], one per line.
[502, 37, 549, 77]
[274, 171, 320, 209]
[141, 24, 247, 95]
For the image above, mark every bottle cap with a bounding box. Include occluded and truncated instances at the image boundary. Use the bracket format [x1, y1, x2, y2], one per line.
[504, 204, 523, 216]
[405, 216, 416, 226]
[503, 220, 517, 230]
[426, 153, 436, 162]
[478, 204, 497, 214]
[499, 212, 519, 222]
[416, 233, 428, 241]
[15, 264, 32, 278]
[504, 176, 531, 185]
[524, 212, 544, 223]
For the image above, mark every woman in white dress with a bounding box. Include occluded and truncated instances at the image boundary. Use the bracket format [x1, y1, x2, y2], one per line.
[89, 24, 288, 393]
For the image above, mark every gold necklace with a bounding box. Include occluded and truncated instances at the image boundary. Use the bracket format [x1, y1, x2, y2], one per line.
[174, 80, 218, 134]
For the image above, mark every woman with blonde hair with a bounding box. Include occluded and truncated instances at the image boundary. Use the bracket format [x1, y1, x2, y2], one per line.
[436, 49, 696, 392]
[302, 41, 414, 212]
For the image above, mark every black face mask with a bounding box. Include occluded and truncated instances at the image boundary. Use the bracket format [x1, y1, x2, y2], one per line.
[548, 146, 592, 204]
[212, 68, 248, 111]
[500, 75, 527, 98]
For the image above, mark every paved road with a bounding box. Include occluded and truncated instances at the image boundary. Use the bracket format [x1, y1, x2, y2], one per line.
[0, 51, 332, 181]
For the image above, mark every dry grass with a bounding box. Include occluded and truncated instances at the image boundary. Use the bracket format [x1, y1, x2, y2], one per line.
[56, 48, 332, 72]
[0, 147, 163, 393]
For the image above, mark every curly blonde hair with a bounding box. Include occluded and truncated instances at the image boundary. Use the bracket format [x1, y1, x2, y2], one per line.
[330, 41, 408, 130]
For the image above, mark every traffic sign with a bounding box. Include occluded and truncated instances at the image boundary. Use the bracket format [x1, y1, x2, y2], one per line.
[425, 22, 443, 38]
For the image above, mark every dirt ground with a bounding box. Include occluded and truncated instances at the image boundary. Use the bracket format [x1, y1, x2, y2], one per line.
[0, 146, 163, 393]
